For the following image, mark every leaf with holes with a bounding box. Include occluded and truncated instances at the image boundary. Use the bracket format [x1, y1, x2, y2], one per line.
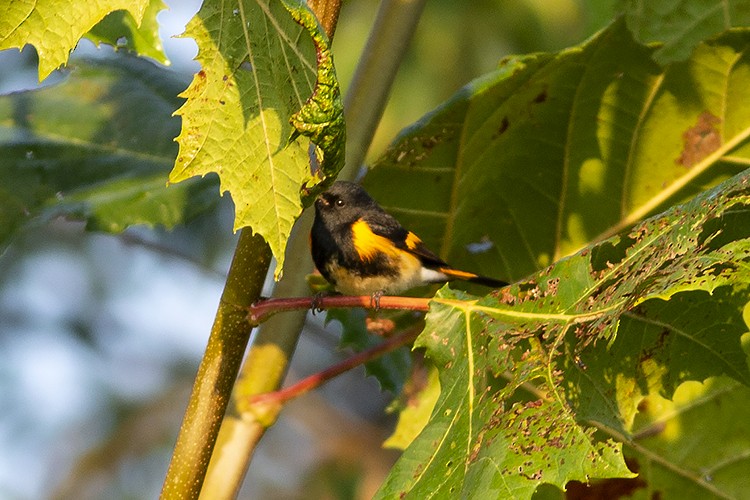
[376, 169, 750, 498]
[565, 286, 750, 435]
[169, 0, 343, 277]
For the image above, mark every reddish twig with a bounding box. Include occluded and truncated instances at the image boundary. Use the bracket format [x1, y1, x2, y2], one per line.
[247, 295, 430, 325]
[248, 327, 420, 406]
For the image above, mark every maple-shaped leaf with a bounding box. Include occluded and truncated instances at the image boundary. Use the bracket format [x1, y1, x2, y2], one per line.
[169, 0, 344, 277]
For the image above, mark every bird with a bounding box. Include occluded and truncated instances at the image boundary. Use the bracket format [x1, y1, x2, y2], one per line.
[310, 180, 507, 296]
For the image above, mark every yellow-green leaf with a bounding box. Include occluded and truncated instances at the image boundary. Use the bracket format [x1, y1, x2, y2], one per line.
[383, 367, 440, 450]
[85, 0, 169, 65]
[0, 0, 151, 80]
[169, 0, 342, 277]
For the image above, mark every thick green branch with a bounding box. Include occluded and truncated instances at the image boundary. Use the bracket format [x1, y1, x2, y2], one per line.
[160, 230, 271, 499]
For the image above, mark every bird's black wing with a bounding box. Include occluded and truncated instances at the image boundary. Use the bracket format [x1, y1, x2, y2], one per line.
[362, 213, 448, 267]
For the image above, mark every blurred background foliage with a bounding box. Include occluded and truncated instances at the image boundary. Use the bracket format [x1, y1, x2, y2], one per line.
[0, 0, 618, 498]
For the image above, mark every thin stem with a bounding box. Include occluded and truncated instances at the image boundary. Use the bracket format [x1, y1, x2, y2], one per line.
[250, 327, 420, 406]
[248, 294, 430, 325]
[343, 0, 429, 171]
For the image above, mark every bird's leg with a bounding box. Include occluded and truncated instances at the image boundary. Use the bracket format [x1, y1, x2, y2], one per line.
[310, 292, 328, 315]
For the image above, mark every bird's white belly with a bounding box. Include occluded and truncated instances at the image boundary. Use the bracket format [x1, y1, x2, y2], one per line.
[327, 252, 446, 295]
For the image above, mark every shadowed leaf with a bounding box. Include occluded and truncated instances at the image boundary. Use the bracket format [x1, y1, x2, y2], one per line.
[365, 21, 750, 283]
[0, 57, 216, 246]
[622, 0, 750, 64]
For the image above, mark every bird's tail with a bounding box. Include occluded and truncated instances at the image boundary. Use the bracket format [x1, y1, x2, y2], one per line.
[437, 267, 508, 288]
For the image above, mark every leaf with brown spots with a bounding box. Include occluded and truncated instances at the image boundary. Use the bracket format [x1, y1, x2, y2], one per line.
[364, 20, 750, 283]
[678, 111, 722, 168]
[376, 169, 750, 499]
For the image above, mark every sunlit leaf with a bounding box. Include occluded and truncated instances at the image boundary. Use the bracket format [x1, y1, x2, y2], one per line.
[169, 0, 344, 277]
[85, 0, 169, 65]
[376, 169, 750, 498]
[383, 366, 440, 450]
[0, 0, 152, 80]
[283, 0, 344, 185]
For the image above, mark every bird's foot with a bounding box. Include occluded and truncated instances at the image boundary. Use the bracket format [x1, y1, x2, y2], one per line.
[310, 292, 328, 315]
[369, 290, 385, 311]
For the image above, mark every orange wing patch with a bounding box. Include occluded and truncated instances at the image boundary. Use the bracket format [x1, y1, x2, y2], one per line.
[351, 218, 402, 261]
[438, 267, 479, 280]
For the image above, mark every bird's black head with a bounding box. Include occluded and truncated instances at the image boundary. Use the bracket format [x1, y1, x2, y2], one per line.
[314, 181, 378, 229]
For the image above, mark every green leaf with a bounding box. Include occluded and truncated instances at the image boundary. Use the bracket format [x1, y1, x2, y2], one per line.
[169, 0, 344, 278]
[567, 287, 750, 433]
[0, 0, 152, 80]
[0, 56, 216, 246]
[376, 169, 750, 498]
[326, 308, 411, 394]
[85, 0, 169, 65]
[383, 365, 440, 450]
[283, 0, 345, 184]
[622, 0, 750, 64]
[364, 20, 750, 283]
[379, 288, 633, 499]
[627, 376, 750, 498]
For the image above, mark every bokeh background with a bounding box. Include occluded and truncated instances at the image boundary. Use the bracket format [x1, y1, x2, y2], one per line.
[0, 1, 615, 497]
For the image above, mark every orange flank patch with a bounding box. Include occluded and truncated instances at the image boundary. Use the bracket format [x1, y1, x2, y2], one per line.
[351, 218, 401, 261]
[438, 267, 479, 280]
[405, 231, 422, 250]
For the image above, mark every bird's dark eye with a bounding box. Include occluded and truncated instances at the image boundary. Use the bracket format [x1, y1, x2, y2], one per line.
[335, 199, 345, 207]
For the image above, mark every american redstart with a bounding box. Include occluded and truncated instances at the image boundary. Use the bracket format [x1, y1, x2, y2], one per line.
[311, 181, 508, 296]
